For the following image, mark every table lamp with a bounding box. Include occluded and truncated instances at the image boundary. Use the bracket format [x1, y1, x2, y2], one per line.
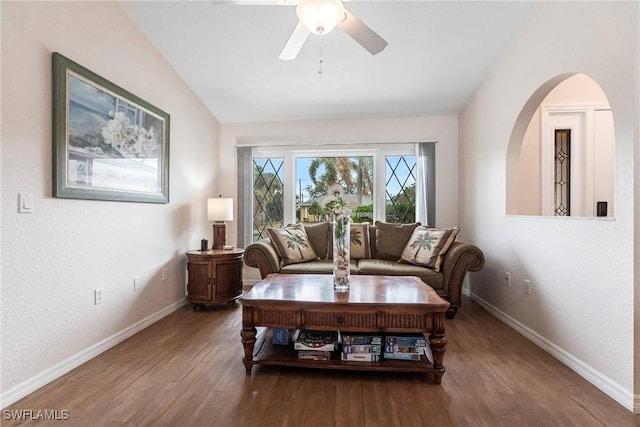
[207, 196, 233, 250]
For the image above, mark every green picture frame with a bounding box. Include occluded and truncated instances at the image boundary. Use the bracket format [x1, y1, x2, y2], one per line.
[52, 52, 170, 203]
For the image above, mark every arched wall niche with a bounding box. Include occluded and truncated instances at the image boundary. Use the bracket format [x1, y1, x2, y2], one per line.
[506, 73, 615, 217]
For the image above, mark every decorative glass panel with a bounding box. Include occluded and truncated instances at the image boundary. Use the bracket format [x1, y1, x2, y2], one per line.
[554, 129, 571, 216]
[253, 158, 284, 240]
[385, 155, 416, 223]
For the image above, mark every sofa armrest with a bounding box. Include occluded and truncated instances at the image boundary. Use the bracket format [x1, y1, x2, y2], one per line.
[244, 241, 282, 278]
[440, 241, 485, 316]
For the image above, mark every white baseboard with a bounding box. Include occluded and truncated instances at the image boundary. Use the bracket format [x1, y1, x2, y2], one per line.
[463, 289, 636, 413]
[0, 299, 187, 409]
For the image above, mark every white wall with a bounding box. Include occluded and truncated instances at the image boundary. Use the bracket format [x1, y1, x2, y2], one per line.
[517, 108, 541, 214]
[459, 1, 637, 411]
[515, 74, 613, 216]
[1, 2, 220, 405]
[220, 116, 459, 282]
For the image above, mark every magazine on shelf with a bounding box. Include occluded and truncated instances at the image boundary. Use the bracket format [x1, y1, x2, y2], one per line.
[298, 350, 332, 361]
[383, 351, 422, 361]
[384, 345, 434, 362]
[272, 328, 291, 345]
[293, 330, 340, 351]
[341, 333, 383, 346]
[341, 352, 381, 362]
[384, 334, 427, 348]
[341, 344, 382, 355]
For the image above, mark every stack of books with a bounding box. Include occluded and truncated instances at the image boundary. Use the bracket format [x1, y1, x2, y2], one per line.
[284, 329, 434, 364]
[341, 332, 383, 362]
[383, 334, 429, 361]
[293, 329, 340, 361]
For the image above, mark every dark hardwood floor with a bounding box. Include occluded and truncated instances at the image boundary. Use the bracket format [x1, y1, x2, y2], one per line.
[4, 296, 638, 426]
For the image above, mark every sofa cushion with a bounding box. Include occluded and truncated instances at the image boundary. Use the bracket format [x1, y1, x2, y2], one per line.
[400, 226, 459, 272]
[303, 221, 330, 259]
[356, 259, 443, 290]
[350, 222, 371, 259]
[374, 221, 421, 260]
[266, 223, 319, 265]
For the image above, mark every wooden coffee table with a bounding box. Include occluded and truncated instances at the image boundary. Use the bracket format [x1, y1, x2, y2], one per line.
[239, 273, 450, 383]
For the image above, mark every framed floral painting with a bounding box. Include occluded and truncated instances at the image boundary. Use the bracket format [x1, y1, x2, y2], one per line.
[52, 52, 170, 203]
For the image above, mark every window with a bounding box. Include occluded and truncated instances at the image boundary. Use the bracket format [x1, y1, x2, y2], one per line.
[252, 158, 284, 241]
[296, 156, 374, 224]
[238, 143, 434, 246]
[554, 129, 571, 216]
[385, 155, 416, 223]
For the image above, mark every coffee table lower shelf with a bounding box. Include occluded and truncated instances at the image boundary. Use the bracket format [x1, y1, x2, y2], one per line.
[247, 328, 440, 379]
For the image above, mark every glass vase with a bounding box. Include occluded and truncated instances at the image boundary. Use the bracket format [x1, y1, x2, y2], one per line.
[332, 213, 350, 291]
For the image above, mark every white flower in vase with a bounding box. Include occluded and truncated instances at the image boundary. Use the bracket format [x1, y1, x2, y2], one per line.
[322, 184, 355, 290]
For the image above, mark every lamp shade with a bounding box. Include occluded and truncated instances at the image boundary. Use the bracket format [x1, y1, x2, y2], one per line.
[207, 198, 233, 221]
[296, 0, 345, 35]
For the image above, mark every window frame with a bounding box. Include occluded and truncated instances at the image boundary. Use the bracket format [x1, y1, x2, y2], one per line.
[252, 143, 418, 233]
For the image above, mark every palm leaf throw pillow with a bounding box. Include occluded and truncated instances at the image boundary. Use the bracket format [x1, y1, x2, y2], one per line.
[266, 223, 319, 265]
[400, 226, 460, 272]
[350, 223, 371, 259]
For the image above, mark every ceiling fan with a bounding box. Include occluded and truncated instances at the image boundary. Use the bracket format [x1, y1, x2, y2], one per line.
[211, 0, 388, 60]
[278, 0, 388, 60]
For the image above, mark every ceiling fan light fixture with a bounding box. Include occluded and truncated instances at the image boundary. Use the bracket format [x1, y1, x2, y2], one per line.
[296, 0, 345, 35]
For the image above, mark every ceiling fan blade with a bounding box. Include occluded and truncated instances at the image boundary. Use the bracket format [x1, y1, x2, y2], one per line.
[279, 21, 310, 60]
[337, 9, 388, 55]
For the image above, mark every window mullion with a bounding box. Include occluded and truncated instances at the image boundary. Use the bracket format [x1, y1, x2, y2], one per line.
[283, 152, 296, 225]
[374, 152, 386, 222]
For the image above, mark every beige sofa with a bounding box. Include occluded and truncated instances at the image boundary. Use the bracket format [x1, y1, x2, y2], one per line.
[243, 221, 484, 319]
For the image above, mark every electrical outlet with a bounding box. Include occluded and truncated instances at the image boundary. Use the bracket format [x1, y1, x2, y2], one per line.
[94, 288, 104, 305]
[504, 272, 511, 287]
[161, 268, 168, 281]
[524, 279, 532, 295]
[134, 276, 142, 291]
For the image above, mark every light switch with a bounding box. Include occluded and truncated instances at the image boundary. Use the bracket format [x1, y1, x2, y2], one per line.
[18, 193, 33, 213]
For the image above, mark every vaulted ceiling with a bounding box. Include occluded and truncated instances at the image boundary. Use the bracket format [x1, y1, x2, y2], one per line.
[120, 1, 533, 123]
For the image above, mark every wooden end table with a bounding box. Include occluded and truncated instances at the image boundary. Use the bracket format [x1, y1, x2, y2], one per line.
[239, 273, 450, 384]
[186, 248, 244, 310]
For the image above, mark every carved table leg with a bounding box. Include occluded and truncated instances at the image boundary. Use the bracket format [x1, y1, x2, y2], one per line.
[429, 312, 447, 384]
[241, 325, 256, 375]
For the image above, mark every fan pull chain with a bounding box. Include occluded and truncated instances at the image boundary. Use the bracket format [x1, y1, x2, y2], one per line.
[318, 38, 323, 75]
